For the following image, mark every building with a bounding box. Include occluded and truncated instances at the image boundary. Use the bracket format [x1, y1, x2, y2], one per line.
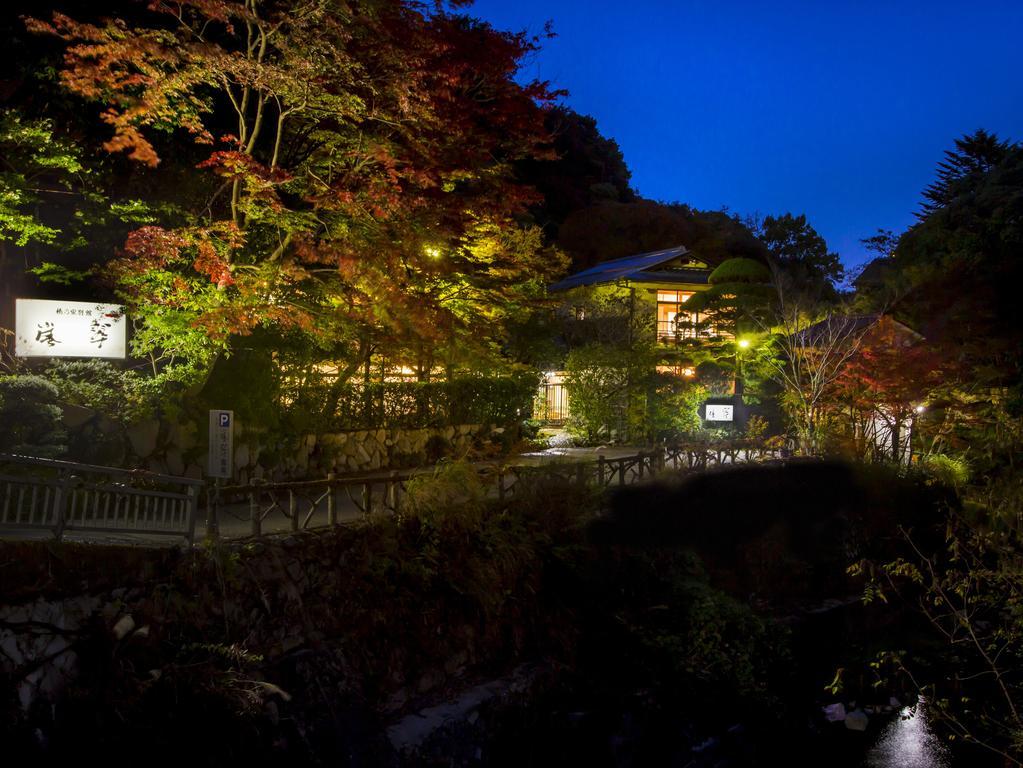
[535, 246, 740, 429]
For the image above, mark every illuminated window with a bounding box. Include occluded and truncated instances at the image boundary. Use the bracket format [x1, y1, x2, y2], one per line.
[656, 290, 695, 343]
[656, 364, 696, 378]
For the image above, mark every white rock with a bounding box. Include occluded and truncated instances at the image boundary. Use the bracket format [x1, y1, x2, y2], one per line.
[112, 615, 135, 640]
[844, 709, 869, 731]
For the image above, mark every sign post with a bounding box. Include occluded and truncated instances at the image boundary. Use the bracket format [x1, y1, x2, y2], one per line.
[208, 410, 234, 479]
[207, 410, 233, 539]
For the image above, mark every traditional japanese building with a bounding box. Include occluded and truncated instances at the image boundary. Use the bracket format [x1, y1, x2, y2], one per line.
[536, 245, 733, 426]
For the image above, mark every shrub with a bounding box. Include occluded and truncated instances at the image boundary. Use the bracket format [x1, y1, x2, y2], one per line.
[564, 344, 633, 443]
[919, 453, 970, 489]
[647, 375, 707, 440]
[401, 459, 487, 526]
[0, 375, 67, 457]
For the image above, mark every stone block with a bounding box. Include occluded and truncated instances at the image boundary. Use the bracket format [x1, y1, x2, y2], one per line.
[126, 419, 161, 458]
[60, 403, 96, 429]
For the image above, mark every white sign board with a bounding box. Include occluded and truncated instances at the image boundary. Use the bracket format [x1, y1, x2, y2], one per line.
[705, 404, 734, 422]
[208, 410, 234, 479]
[15, 299, 126, 358]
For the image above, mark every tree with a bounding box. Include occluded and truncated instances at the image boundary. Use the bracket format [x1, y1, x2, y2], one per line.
[756, 213, 844, 301]
[831, 317, 943, 463]
[683, 256, 775, 402]
[26, 0, 566, 385]
[761, 264, 870, 454]
[919, 129, 1016, 218]
[558, 200, 765, 270]
[888, 132, 1023, 477]
[517, 106, 634, 239]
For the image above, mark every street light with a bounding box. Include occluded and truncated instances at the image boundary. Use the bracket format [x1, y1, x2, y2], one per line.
[735, 337, 751, 408]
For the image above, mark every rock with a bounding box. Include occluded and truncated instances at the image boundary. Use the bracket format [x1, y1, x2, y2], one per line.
[844, 709, 869, 731]
[166, 448, 185, 476]
[126, 420, 160, 458]
[416, 667, 445, 694]
[112, 615, 135, 640]
[234, 442, 250, 469]
[60, 403, 96, 429]
[444, 651, 468, 676]
[823, 702, 846, 722]
[355, 444, 371, 466]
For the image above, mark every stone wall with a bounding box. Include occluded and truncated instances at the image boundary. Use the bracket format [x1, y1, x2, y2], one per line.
[59, 404, 501, 479]
[0, 495, 578, 764]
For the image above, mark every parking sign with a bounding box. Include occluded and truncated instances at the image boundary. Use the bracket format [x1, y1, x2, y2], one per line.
[209, 409, 234, 479]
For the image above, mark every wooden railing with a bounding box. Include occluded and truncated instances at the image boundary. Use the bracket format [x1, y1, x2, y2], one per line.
[208, 443, 784, 539]
[0, 443, 785, 543]
[0, 453, 203, 542]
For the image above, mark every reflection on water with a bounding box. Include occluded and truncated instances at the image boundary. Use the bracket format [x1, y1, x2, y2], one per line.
[864, 700, 950, 768]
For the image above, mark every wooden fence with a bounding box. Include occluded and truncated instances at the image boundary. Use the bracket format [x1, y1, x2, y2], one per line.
[0, 443, 784, 543]
[209, 443, 784, 539]
[0, 453, 203, 542]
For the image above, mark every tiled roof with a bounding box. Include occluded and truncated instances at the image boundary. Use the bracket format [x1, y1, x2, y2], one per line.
[795, 314, 923, 345]
[549, 246, 711, 291]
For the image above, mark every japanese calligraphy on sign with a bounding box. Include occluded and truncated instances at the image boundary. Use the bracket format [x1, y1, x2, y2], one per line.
[15, 299, 126, 359]
[705, 404, 734, 422]
[208, 410, 234, 479]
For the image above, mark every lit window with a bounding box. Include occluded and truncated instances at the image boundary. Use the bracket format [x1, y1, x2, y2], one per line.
[656, 290, 695, 343]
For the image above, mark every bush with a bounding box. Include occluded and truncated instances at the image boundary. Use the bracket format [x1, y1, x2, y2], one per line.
[42, 360, 163, 422]
[401, 459, 488, 527]
[919, 453, 970, 489]
[281, 374, 538, 432]
[564, 344, 633, 443]
[0, 375, 67, 457]
[647, 375, 707, 440]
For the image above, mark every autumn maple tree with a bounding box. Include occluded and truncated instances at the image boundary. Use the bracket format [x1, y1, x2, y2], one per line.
[831, 316, 944, 461]
[27, 0, 566, 380]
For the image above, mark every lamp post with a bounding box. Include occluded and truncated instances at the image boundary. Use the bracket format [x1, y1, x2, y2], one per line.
[735, 338, 750, 429]
[736, 338, 750, 398]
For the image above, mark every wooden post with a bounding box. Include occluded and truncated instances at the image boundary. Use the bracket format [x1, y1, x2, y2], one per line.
[290, 488, 299, 531]
[388, 471, 399, 515]
[362, 481, 372, 517]
[575, 462, 586, 487]
[327, 473, 337, 525]
[249, 478, 260, 538]
[186, 485, 199, 543]
[597, 455, 605, 486]
[498, 468, 506, 502]
[206, 478, 221, 541]
[618, 459, 625, 486]
[638, 451, 645, 480]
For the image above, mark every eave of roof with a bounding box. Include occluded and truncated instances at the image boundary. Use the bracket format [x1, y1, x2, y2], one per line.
[627, 269, 711, 285]
[795, 314, 924, 345]
[549, 245, 702, 292]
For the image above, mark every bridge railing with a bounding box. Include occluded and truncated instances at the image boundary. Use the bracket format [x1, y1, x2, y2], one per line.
[209, 444, 781, 539]
[1, 442, 782, 542]
[0, 453, 203, 542]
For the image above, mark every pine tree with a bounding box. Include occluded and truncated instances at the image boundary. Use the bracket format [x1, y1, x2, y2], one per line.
[918, 129, 1015, 217]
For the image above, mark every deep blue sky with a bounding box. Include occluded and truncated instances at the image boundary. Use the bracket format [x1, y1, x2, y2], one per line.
[471, 0, 1023, 270]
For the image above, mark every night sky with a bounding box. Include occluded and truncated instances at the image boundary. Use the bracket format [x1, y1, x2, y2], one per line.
[471, 0, 1023, 271]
